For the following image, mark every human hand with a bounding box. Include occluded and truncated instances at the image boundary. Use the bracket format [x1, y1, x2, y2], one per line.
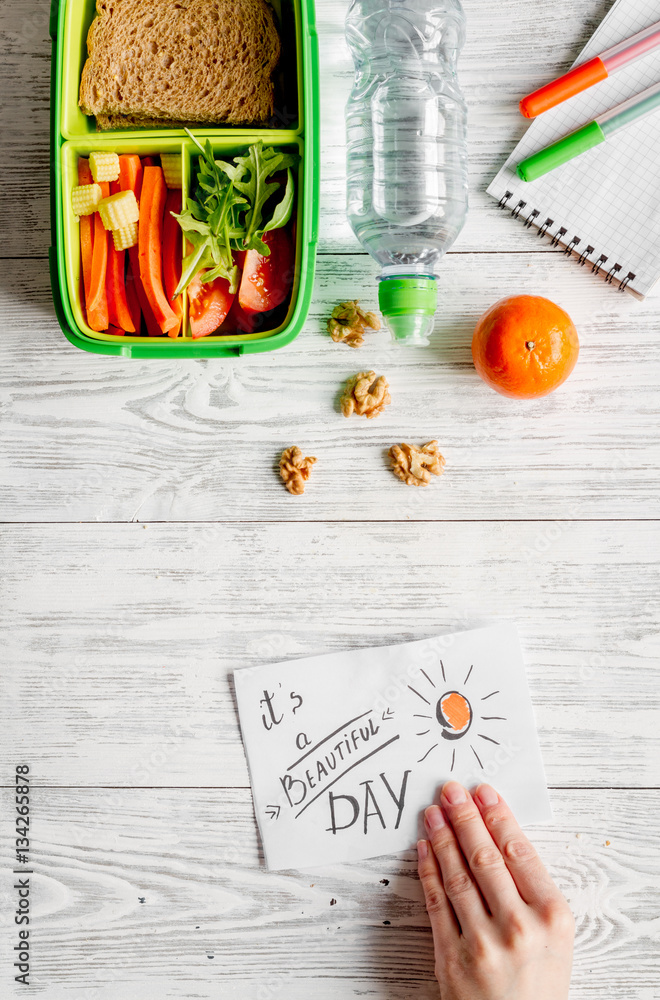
[417, 782, 574, 1000]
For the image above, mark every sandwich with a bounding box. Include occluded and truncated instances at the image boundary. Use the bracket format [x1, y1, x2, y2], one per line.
[79, 0, 281, 129]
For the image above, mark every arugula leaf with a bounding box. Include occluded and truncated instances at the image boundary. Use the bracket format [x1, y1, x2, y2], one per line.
[173, 130, 298, 296]
[178, 239, 214, 296]
[173, 206, 211, 237]
[224, 142, 298, 252]
[263, 168, 295, 235]
[172, 132, 245, 296]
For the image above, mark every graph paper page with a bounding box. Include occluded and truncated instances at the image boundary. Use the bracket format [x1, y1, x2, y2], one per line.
[487, 0, 660, 297]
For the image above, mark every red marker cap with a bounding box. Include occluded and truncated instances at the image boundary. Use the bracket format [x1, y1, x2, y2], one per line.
[520, 57, 609, 118]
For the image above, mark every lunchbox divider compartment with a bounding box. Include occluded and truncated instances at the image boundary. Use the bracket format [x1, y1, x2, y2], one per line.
[181, 133, 304, 343]
[61, 0, 302, 139]
[62, 136, 190, 343]
[61, 132, 302, 345]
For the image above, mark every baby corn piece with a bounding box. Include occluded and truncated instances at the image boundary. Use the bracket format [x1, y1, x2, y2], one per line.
[71, 182, 102, 217]
[89, 151, 120, 183]
[160, 154, 183, 188]
[99, 189, 139, 231]
[112, 222, 138, 251]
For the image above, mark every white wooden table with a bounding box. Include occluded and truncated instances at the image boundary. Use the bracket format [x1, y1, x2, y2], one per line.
[1, 1, 659, 996]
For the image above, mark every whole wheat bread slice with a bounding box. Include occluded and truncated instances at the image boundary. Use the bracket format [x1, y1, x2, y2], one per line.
[79, 0, 280, 127]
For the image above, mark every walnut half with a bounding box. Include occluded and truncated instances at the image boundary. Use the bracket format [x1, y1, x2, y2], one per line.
[389, 441, 445, 487]
[279, 447, 317, 495]
[341, 371, 391, 419]
[327, 300, 381, 348]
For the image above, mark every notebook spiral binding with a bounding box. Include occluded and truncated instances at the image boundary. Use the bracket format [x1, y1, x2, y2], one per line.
[497, 191, 636, 292]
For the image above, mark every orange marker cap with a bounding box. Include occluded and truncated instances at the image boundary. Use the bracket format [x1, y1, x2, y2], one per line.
[520, 57, 609, 118]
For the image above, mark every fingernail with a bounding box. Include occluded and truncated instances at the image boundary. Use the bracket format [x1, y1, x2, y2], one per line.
[424, 805, 446, 832]
[417, 839, 429, 860]
[476, 783, 499, 807]
[442, 781, 467, 805]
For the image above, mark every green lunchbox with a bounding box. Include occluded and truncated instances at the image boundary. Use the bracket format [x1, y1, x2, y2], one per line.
[49, 0, 320, 357]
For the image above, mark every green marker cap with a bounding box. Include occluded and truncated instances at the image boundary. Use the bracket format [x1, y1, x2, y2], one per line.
[517, 120, 606, 183]
[378, 276, 437, 345]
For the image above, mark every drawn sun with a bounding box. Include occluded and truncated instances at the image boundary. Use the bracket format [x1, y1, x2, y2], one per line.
[409, 662, 506, 771]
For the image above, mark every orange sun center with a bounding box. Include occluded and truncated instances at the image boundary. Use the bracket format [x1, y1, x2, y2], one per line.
[441, 692, 471, 732]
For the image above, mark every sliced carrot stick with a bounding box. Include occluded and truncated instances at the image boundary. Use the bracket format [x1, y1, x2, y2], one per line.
[78, 269, 87, 325]
[116, 155, 147, 336]
[105, 179, 135, 333]
[78, 159, 94, 318]
[138, 166, 178, 335]
[128, 253, 161, 337]
[78, 158, 93, 186]
[107, 325, 125, 337]
[106, 243, 135, 332]
[162, 188, 183, 338]
[79, 217, 94, 316]
[86, 181, 109, 332]
[125, 259, 142, 335]
[117, 156, 167, 337]
[127, 243, 160, 337]
[118, 154, 143, 201]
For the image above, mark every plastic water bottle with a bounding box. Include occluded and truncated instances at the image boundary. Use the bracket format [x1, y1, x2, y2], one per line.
[345, 0, 468, 344]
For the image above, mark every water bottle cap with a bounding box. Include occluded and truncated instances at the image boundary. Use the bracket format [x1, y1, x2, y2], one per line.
[378, 276, 437, 344]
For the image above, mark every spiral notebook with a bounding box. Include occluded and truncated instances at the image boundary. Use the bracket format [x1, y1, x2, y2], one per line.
[487, 0, 660, 298]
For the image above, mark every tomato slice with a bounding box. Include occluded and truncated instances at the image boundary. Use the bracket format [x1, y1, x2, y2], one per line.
[187, 273, 235, 339]
[238, 227, 294, 315]
[220, 295, 258, 334]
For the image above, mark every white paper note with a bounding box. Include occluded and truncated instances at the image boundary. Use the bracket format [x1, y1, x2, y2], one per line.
[234, 624, 551, 871]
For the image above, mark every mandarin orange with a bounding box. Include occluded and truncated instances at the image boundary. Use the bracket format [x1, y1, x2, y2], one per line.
[471, 295, 579, 399]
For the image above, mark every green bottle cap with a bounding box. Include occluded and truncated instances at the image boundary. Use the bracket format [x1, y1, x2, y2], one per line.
[378, 276, 437, 345]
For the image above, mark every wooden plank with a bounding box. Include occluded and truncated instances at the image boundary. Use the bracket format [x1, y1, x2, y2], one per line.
[0, 0, 624, 256]
[2, 521, 658, 787]
[1, 254, 659, 522]
[0, 786, 657, 998]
